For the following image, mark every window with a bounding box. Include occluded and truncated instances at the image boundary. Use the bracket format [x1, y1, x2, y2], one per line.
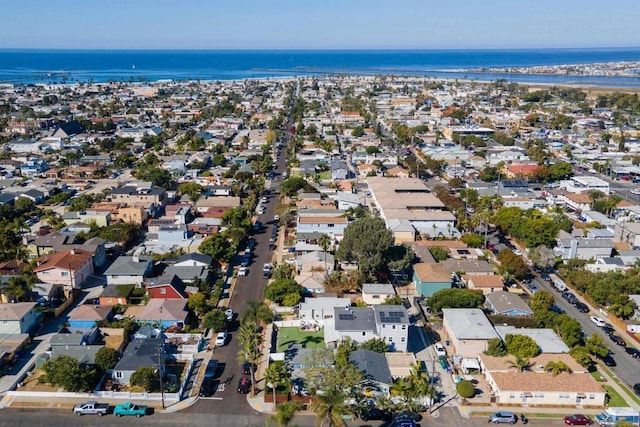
[509, 393, 515, 399]
[372, 295, 380, 299]
[401, 325, 406, 330]
[392, 325, 396, 330]
[533, 392, 544, 398]
[559, 393, 569, 399]
[160, 288, 167, 295]
[401, 337, 406, 342]
[328, 224, 334, 228]
[115, 371, 123, 378]
[61, 271, 69, 277]
[362, 332, 366, 336]
[589, 394, 595, 400]
[388, 337, 393, 342]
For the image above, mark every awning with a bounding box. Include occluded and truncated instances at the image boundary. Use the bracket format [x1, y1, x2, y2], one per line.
[577, 393, 586, 398]
[461, 358, 481, 372]
[522, 392, 533, 397]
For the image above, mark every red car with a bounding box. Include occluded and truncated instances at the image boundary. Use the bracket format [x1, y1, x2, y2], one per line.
[237, 377, 251, 394]
[563, 414, 594, 425]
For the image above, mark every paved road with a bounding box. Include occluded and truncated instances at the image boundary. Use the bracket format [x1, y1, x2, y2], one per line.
[531, 274, 640, 390]
[186, 127, 290, 416]
[0, 406, 571, 426]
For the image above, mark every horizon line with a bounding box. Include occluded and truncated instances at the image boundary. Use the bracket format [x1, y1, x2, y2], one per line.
[1, 45, 640, 52]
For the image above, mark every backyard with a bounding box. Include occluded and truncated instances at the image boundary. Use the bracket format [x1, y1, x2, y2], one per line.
[277, 327, 325, 352]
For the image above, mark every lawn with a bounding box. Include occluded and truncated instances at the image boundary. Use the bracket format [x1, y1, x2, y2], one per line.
[590, 370, 606, 382]
[277, 326, 325, 352]
[605, 385, 627, 407]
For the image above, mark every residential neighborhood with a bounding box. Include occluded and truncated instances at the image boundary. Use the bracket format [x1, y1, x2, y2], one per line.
[1, 73, 640, 426]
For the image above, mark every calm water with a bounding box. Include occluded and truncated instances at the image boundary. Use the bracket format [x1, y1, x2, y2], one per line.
[1, 48, 639, 86]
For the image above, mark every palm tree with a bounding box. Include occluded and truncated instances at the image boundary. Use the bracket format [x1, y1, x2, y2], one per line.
[266, 401, 302, 427]
[544, 360, 572, 376]
[241, 300, 275, 326]
[318, 233, 331, 278]
[236, 320, 263, 395]
[507, 356, 532, 373]
[263, 361, 288, 404]
[310, 387, 349, 427]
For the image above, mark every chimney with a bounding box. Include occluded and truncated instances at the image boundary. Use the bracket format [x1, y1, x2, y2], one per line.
[70, 249, 75, 255]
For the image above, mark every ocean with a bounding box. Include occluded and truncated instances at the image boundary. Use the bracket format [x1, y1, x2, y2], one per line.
[1, 48, 640, 86]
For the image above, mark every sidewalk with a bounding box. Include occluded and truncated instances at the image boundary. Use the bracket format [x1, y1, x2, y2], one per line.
[245, 321, 276, 414]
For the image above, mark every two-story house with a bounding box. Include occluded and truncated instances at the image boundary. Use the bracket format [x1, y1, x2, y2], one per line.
[103, 255, 153, 286]
[34, 248, 94, 293]
[325, 305, 409, 352]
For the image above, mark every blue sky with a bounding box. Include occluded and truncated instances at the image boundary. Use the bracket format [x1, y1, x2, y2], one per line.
[3, 0, 639, 49]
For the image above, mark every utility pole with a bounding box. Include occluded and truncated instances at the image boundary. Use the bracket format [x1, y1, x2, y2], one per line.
[157, 346, 165, 409]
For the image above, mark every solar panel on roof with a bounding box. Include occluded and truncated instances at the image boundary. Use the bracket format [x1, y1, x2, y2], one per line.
[338, 314, 354, 321]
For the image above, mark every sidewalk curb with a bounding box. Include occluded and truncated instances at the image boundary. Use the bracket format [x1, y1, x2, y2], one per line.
[158, 395, 199, 414]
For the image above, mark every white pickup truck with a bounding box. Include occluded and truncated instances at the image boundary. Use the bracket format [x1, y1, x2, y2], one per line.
[73, 400, 109, 416]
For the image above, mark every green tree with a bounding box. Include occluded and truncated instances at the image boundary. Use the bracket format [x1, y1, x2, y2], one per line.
[428, 246, 449, 262]
[584, 334, 609, 358]
[199, 233, 235, 263]
[279, 177, 309, 197]
[428, 288, 484, 314]
[456, 380, 475, 398]
[178, 182, 205, 203]
[271, 263, 295, 281]
[548, 161, 574, 181]
[484, 338, 508, 357]
[358, 338, 388, 353]
[351, 126, 365, 138]
[202, 309, 227, 332]
[94, 347, 118, 373]
[264, 361, 288, 404]
[14, 197, 35, 213]
[310, 387, 350, 427]
[497, 248, 529, 280]
[318, 233, 332, 276]
[529, 290, 555, 313]
[505, 334, 540, 358]
[506, 356, 533, 373]
[40, 355, 96, 392]
[264, 279, 303, 305]
[336, 217, 393, 279]
[267, 401, 302, 427]
[133, 166, 174, 189]
[460, 233, 484, 248]
[544, 360, 572, 376]
[381, 295, 402, 305]
[130, 366, 159, 392]
[188, 292, 210, 317]
[240, 300, 274, 326]
[237, 320, 263, 395]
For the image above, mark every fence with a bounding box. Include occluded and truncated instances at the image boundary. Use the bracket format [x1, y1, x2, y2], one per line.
[8, 390, 179, 402]
[273, 319, 302, 328]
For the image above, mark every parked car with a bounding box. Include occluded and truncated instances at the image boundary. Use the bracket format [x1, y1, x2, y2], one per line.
[563, 414, 594, 425]
[238, 267, 249, 276]
[215, 331, 228, 347]
[574, 302, 589, 313]
[199, 377, 217, 397]
[241, 361, 256, 376]
[394, 411, 423, 422]
[237, 377, 251, 394]
[434, 343, 447, 358]
[225, 309, 234, 321]
[247, 238, 256, 249]
[601, 326, 614, 335]
[625, 347, 640, 359]
[113, 402, 148, 417]
[609, 334, 626, 346]
[527, 283, 538, 293]
[73, 401, 109, 416]
[562, 292, 578, 304]
[390, 419, 416, 427]
[489, 411, 518, 424]
[590, 316, 607, 327]
[600, 354, 616, 367]
[360, 407, 391, 421]
[634, 383, 640, 397]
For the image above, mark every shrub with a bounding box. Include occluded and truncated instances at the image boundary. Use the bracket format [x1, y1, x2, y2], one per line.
[456, 380, 475, 398]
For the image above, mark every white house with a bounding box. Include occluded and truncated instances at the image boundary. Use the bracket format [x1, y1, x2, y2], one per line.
[298, 296, 351, 325]
[362, 283, 396, 305]
[325, 305, 409, 352]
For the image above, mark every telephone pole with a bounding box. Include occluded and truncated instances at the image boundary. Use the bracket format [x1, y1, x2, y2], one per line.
[157, 346, 165, 409]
